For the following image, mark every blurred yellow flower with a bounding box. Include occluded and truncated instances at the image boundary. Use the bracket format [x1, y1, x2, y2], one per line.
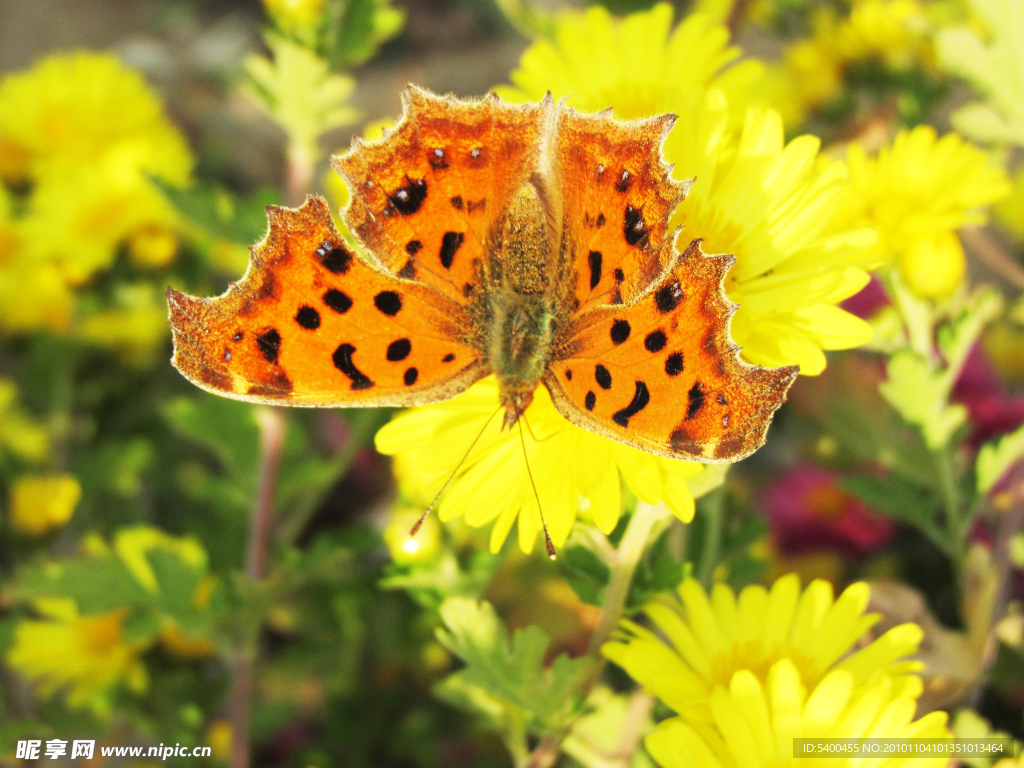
[501, 6, 875, 374]
[497, 4, 764, 126]
[0, 379, 50, 463]
[376, 376, 702, 555]
[9, 474, 81, 536]
[767, 0, 932, 124]
[207, 719, 233, 761]
[77, 284, 170, 364]
[6, 598, 148, 713]
[832, 126, 1011, 297]
[995, 164, 1024, 242]
[384, 507, 442, 564]
[645, 663, 949, 767]
[0, 51, 191, 183]
[603, 576, 925, 723]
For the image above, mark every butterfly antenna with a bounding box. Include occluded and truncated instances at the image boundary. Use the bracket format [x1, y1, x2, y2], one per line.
[409, 406, 501, 539]
[516, 407, 556, 560]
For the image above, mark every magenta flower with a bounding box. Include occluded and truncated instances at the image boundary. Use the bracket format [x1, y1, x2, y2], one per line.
[760, 464, 897, 554]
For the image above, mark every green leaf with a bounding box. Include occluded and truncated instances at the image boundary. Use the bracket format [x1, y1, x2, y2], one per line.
[840, 473, 945, 548]
[323, 0, 406, 70]
[10, 558, 151, 614]
[879, 351, 968, 450]
[561, 546, 611, 607]
[157, 182, 280, 247]
[977, 423, 1024, 494]
[627, 530, 685, 612]
[435, 598, 592, 732]
[162, 396, 261, 483]
[243, 35, 358, 156]
[937, 0, 1024, 147]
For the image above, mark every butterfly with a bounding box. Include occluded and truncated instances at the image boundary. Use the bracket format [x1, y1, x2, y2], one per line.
[167, 86, 797, 506]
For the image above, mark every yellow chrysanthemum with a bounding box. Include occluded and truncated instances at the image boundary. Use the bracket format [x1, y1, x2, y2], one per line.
[6, 598, 148, 713]
[375, 376, 705, 554]
[22, 149, 182, 285]
[645, 662, 949, 768]
[602, 576, 925, 723]
[0, 51, 191, 183]
[832, 125, 1011, 297]
[500, 6, 875, 374]
[995, 164, 1024, 242]
[496, 4, 764, 127]
[8, 474, 82, 536]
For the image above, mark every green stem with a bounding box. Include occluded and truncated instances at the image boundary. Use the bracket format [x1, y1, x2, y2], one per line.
[522, 502, 670, 768]
[932, 445, 964, 566]
[696, 488, 725, 589]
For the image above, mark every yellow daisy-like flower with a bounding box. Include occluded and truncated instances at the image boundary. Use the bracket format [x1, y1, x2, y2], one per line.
[832, 125, 1011, 297]
[375, 376, 704, 555]
[0, 379, 50, 463]
[497, 3, 764, 127]
[113, 525, 208, 593]
[602, 575, 925, 724]
[8, 474, 82, 536]
[6, 598, 149, 713]
[500, 5, 875, 374]
[645, 663, 949, 767]
[0, 50, 191, 183]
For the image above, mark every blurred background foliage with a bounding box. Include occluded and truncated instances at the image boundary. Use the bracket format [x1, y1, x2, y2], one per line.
[0, 0, 1022, 767]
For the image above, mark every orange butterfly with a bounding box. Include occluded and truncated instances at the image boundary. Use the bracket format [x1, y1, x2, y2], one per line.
[167, 86, 796, 488]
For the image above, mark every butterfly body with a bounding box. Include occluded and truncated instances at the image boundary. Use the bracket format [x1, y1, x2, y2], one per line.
[167, 86, 798, 465]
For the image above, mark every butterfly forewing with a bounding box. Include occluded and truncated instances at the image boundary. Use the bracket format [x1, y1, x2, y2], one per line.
[332, 87, 549, 308]
[168, 197, 486, 407]
[554, 107, 688, 317]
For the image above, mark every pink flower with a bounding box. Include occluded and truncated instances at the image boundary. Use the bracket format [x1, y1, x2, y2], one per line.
[760, 464, 897, 555]
[952, 344, 1024, 449]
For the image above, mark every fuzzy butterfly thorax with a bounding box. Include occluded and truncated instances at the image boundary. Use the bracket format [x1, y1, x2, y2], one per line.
[167, 86, 798, 463]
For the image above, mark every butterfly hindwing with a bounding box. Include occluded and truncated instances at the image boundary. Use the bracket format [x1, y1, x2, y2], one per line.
[333, 87, 550, 307]
[544, 239, 798, 462]
[168, 197, 486, 407]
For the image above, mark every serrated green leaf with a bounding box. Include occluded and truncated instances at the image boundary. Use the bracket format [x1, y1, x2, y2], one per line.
[937, 0, 1024, 147]
[561, 546, 611, 607]
[977, 423, 1024, 494]
[435, 598, 592, 732]
[879, 351, 968, 449]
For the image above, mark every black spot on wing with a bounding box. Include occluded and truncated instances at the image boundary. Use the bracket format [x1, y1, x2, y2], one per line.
[389, 177, 427, 216]
[644, 330, 667, 353]
[450, 196, 463, 210]
[615, 169, 632, 193]
[404, 367, 418, 386]
[655, 280, 683, 314]
[232, 331, 244, 342]
[332, 343, 374, 390]
[315, 242, 352, 274]
[565, 369, 572, 381]
[295, 306, 320, 330]
[623, 205, 650, 248]
[405, 240, 422, 256]
[585, 391, 596, 411]
[588, 250, 602, 291]
[595, 364, 612, 390]
[665, 352, 684, 376]
[323, 289, 353, 314]
[610, 319, 630, 345]
[442, 353, 455, 363]
[398, 260, 417, 279]
[256, 329, 281, 364]
[439, 232, 464, 269]
[613, 381, 650, 428]
[686, 382, 706, 420]
[374, 291, 402, 316]
[387, 338, 411, 361]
